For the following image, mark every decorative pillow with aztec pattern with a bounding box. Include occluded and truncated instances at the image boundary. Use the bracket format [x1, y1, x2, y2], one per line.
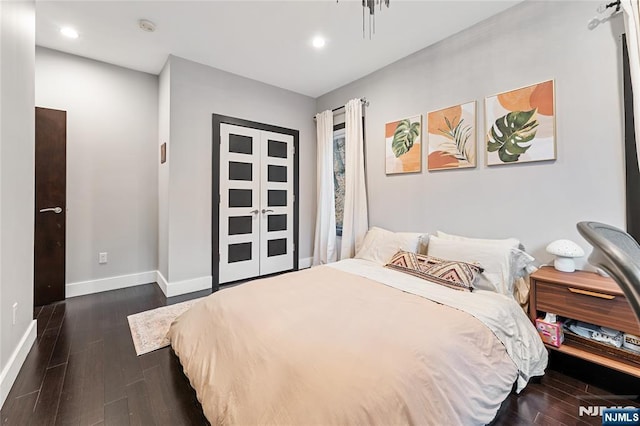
[385, 250, 483, 291]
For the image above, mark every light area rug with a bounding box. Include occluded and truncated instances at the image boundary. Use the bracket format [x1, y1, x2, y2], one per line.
[127, 298, 203, 356]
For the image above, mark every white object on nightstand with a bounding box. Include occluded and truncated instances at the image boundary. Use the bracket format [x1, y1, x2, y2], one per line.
[546, 239, 585, 272]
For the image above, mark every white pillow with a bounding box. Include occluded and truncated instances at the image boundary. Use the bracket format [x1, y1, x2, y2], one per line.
[435, 230, 534, 286]
[355, 227, 426, 264]
[510, 248, 536, 281]
[427, 236, 533, 295]
[398, 232, 430, 255]
[436, 230, 520, 249]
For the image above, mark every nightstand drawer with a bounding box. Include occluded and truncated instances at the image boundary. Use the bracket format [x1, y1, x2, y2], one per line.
[536, 282, 640, 336]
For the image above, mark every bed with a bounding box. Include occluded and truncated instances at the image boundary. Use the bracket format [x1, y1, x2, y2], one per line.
[168, 248, 548, 425]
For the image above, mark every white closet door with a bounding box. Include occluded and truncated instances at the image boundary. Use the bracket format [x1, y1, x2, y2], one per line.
[219, 124, 261, 284]
[259, 131, 294, 275]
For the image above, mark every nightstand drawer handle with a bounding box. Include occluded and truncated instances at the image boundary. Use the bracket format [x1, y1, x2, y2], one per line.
[568, 287, 615, 300]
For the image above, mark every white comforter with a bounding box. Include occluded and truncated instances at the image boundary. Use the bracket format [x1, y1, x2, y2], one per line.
[329, 258, 548, 392]
[169, 260, 548, 425]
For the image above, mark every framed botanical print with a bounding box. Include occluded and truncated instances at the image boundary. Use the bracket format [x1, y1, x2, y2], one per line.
[385, 115, 422, 174]
[427, 101, 476, 171]
[485, 80, 556, 166]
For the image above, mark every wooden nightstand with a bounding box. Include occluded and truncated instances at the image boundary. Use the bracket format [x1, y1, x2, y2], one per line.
[530, 266, 640, 378]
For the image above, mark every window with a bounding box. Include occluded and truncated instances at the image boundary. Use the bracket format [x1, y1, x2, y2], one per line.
[333, 123, 345, 236]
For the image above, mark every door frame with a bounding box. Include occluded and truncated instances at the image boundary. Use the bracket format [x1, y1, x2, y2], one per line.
[212, 114, 299, 290]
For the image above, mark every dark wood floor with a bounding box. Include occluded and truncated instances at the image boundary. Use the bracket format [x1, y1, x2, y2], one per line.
[1, 284, 212, 426]
[1, 283, 639, 425]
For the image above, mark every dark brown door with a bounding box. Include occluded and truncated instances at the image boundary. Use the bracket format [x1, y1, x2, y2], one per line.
[34, 107, 66, 306]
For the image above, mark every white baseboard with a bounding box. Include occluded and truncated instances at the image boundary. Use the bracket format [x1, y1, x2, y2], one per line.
[66, 271, 157, 298]
[156, 270, 169, 295]
[155, 258, 311, 297]
[67, 261, 312, 299]
[0, 320, 36, 409]
[156, 258, 313, 297]
[156, 272, 212, 297]
[299, 257, 312, 269]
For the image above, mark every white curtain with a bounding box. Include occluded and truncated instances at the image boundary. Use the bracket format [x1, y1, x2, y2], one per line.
[622, 0, 640, 168]
[312, 110, 337, 266]
[340, 99, 369, 260]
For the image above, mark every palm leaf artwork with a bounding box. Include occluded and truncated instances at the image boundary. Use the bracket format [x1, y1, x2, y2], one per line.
[487, 109, 539, 163]
[437, 115, 473, 164]
[391, 119, 421, 158]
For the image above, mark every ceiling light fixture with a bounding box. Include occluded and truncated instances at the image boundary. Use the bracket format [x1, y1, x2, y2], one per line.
[312, 36, 326, 49]
[338, 0, 390, 39]
[60, 27, 79, 39]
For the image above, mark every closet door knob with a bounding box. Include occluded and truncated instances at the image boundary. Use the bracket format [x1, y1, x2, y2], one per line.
[262, 209, 274, 214]
[249, 209, 259, 215]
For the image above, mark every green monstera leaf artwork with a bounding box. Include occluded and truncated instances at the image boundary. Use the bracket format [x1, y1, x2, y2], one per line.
[487, 109, 539, 163]
[391, 119, 421, 158]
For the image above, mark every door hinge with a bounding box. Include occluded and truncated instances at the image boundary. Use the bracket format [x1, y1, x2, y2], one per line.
[219, 194, 221, 204]
[292, 146, 295, 155]
[218, 252, 220, 262]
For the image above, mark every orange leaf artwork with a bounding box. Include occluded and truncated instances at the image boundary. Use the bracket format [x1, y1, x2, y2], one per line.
[427, 101, 476, 171]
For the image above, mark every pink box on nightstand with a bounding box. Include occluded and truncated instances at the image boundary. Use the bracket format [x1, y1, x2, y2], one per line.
[536, 319, 564, 347]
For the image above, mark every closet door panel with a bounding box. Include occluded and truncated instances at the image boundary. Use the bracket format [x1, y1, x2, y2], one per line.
[219, 124, 261, 283]
[259, 131, 294, 275]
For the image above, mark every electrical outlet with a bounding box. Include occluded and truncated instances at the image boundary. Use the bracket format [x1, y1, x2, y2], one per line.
[99, 252, 108, 264]
[12, 302, 17, 325]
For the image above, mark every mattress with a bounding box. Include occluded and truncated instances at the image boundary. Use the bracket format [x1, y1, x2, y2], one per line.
[168, 259, 547, 425]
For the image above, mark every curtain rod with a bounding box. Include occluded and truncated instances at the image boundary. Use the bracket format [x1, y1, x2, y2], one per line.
[313, 98, 369, 120]
[601, 0, 621, 13]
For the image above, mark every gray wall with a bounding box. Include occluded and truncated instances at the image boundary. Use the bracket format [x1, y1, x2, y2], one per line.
[158, 61, 170, 280]
[0, 0, 35, 382]
[160, 55, 316, 284]
[316, 0, 626, 266]
[35, 48, 159, 285]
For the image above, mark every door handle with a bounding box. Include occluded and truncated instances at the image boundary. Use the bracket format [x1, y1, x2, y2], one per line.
[262, 209, 274, 214]
[249, 209, 259, 215]
[39, 207, 63, 214]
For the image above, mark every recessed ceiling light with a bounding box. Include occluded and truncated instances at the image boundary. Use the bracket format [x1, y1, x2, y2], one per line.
[312, 36, 326, 49]
[60, 27, 78, 39]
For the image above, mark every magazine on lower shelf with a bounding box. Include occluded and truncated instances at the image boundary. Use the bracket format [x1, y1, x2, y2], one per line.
[562, 319, 640, 355]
